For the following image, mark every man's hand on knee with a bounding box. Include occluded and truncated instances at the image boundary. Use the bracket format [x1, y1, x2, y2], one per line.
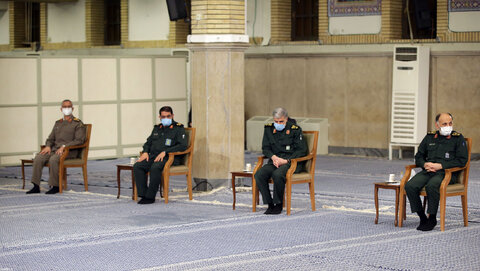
[137, 152, 149, 163]
[154, 151, 166, 162]
[40, 146, 51, 155]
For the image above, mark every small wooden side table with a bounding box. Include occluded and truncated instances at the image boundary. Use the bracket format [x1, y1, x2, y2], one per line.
[117, 164, 137, 201]
[374, 182, 405, 226]
[231, 171, 253, 210]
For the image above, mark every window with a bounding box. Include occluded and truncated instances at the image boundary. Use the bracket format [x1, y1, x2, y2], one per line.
[104, 0, 121, 45]
[14, 2, 40, 48]
[291, 0, 319, 41]
[402, 0, 437, 39]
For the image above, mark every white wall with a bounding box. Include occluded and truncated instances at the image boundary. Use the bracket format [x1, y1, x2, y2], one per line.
[247, 0, 270, 45]
[128, 0, 170, 41]
[0, 56, 188, 166]
[47, 0, 86, 43]
[449, 11, 480, 32]
[0, 9, 9, 45]
[329, 16, 381, 35]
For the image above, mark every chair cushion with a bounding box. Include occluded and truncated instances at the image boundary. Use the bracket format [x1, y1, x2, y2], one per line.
[291, 172, 312, 181]
[169, 165, 189, 173]
[420, 183, 465, 194]
[63, 159, 84, 166]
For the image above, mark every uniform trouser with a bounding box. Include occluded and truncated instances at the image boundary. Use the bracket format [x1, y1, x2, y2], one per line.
[133, 158, 167, 200]
[405, 170, 455, 215]
[254, 163, 292, 205]
[31, 153, 63, 186]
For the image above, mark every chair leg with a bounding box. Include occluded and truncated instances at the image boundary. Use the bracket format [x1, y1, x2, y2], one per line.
[187, 173, 193, 200]
[252, 178, 257, 212]
[286, 180, 292, 216]
[422, 196, 427, 211]
[21, 161, 26, 189]
[398, 190, 405, 227]
[59, 168, 64, 194]
[309, 180, 316, 212]
[82, 165, 88, 192]
[440, 194, 446, 232]
[461, 194, 468, 227]
[403, 194, 406, 220]
[163, 174, 169, 204]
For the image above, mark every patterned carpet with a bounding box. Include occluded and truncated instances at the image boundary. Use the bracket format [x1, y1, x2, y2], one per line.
[1, 154, 479, 270]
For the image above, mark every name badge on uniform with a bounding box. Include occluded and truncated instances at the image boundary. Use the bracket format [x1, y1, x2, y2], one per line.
[154, 132, 158, 136]
[445, 152, 450, 159]
[165, 138, 172, 146]
[286, 145, 291, 151]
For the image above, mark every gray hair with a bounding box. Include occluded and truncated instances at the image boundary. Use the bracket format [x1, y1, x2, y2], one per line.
[272, 107, 288, 119]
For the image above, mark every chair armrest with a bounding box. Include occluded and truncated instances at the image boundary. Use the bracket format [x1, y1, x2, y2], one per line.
[440, 166, 467, 192]
[290, 154, 314, 163]
[399, 165, 419, 188]
[59, 144, 87, 160]
[168, 149, 192, 156]
[252, 156, 267, 176]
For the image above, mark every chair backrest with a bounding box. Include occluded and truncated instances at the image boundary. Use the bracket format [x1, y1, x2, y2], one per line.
[78, 124, 92, 162]
[302, 131, 319, 174]
[181, 127, 196, 166]
[457, 137, 472, 186]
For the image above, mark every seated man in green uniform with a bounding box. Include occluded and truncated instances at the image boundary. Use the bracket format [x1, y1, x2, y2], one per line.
[405, 113, 468, 231]
[133, 106, 187, 204]
[254, 107, 307, 215]
[26, 99, 86, 195]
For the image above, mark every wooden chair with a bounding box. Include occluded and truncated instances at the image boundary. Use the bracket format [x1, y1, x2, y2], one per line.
[252, 130, 318, 215]
[21, 124, 92, 194]
[398, 137, 472, 231]
[162, 127, 196, 204]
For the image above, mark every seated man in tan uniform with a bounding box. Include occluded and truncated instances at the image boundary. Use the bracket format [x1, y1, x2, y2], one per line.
[26, 99, 86, 194]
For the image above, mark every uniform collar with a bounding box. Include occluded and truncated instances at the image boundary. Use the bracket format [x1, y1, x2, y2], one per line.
[60, 115, 75, 123]
[434, 130, 452, 140]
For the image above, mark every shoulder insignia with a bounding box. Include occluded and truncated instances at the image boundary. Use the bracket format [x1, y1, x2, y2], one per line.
[291, 125, 299, 130]
[452, 132, 461, 136]
[176, 122, 184, 127]
[265, 123, 273, 127]
[73, 118, 80, 122]
[427, 131, 436, 135]
[58, 118, 63, 122]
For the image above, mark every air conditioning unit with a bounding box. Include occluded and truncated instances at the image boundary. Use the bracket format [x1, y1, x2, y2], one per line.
[389, 45, 430, 159]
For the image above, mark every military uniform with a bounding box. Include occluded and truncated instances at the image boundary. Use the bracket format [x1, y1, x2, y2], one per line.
[31, 116, 86, 187]
[405, 130, 468, 215]
[254, 122, 308, 205]
[133, 120, 187, 200]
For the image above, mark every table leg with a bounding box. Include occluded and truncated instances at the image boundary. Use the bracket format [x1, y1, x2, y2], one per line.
[117, 167, 121, 199]
[132, 170, 137, 201]
[394, 187, 399, 226]
[232, 175, 236, 210]
[374, 185, 379, 224]
[21, 161, 26, 189]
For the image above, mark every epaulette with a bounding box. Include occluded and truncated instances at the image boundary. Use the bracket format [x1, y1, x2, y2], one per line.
[58, 118, 63, 122]
[452, 131, 461, 137]
[265, 123, 273, 127]
[73, 118, 81, 122]
[291, 125, 299, 130]
[176, 122, 184, 127]
[427, 131, 436, 135]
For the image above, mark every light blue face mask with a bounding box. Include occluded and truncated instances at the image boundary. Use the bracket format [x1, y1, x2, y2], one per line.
[161, 118, 172, 126]
[274, 123, 285, 131]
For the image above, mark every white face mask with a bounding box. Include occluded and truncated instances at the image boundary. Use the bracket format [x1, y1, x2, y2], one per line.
[439, 126, 453, 136]
[62, 107, 73, 116]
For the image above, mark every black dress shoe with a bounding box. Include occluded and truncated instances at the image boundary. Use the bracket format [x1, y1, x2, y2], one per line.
[138, 198, 155, 204]
[26, 185, 40, 194]
[420, 216, 437, 231]
[264, 203, 274, 214]
[268, 204, 283, 215]
[45, 186, 59, 194]
[416, 217, 428, 230]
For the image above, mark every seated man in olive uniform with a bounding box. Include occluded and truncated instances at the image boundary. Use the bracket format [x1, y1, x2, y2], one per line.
[26, 99, 86, 195]
[254, 107, 307, 215]
[405, 113, 468, 231]
[133, 106, 187, 204]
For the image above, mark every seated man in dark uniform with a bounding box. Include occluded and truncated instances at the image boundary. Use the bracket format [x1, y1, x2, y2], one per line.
[133, 106, 187, 204]
[405, 113, 468, 231]
[254, 107, 307, 215]
[26, 99, 86, 195]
